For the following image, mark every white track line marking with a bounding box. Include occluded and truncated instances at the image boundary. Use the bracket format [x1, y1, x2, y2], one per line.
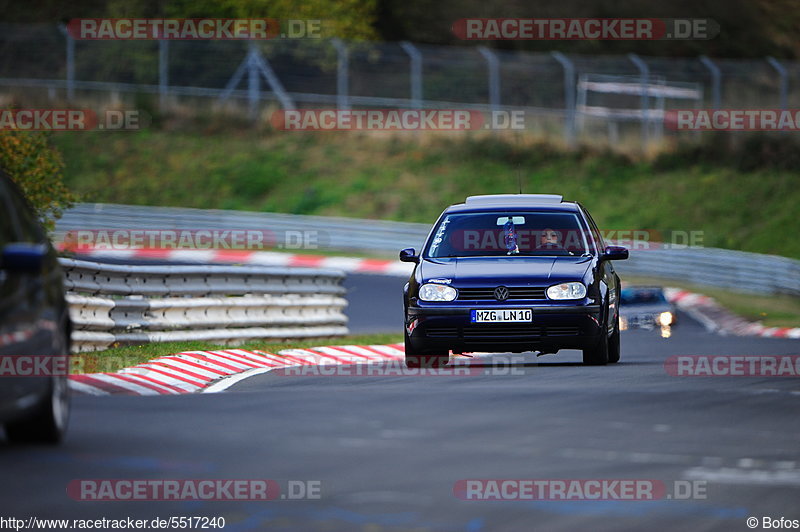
[202, 368, 274, 393]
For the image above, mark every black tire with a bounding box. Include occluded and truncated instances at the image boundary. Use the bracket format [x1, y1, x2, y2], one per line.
[5, 373, 70, 444]
[404, 331, 449, 368]
[607, 314, 621, 364]
[582, 323, 609, 366]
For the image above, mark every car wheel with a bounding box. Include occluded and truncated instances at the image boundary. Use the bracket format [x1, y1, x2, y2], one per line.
[607, 315, 621, 364]
[582, 319, 609, 366]
[5, 345, 70, 444]
[404, 331, 449, 368]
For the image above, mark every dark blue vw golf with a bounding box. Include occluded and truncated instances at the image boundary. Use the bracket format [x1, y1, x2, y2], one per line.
[400, 194, 628, 367]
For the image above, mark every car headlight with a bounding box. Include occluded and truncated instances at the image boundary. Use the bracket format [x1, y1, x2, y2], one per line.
[418, 283, 457, 302]
[546, 282, 587, 300]
[658, 311, 673, 326]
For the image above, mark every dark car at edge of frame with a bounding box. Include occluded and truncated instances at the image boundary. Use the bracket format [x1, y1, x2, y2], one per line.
[0, 170, 71, 444]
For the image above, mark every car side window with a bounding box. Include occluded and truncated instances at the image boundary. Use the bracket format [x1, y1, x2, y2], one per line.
[582, 208, 605, 253]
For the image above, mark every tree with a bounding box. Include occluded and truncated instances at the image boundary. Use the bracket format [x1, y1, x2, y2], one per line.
[0, 129, 76, 230]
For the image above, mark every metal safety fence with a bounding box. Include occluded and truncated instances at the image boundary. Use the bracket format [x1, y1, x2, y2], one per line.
[1, 23, 799, 146]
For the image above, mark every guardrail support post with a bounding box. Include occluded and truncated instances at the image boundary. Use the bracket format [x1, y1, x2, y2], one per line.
[699, 55, 721, 110]
[551, 51, 576, 148]
[400, 41, 423, 109]
[478, 46, 501, 116]
[331, 38, 349, 111]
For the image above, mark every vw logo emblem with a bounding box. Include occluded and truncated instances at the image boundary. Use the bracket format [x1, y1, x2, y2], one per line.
[494, 286, 509, 301]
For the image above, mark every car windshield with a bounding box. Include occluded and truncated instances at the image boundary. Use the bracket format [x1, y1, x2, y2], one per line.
[620, 288, 668, 305]
[425, 211, 590, 258]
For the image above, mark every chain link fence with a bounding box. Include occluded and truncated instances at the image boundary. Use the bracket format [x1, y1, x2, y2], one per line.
[0, 23, 798, 146]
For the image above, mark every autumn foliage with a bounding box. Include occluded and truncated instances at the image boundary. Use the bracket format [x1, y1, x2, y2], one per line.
[0, 130, 76, 230]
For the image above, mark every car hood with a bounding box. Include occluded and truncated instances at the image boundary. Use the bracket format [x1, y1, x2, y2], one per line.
[419, 256, 593, 285]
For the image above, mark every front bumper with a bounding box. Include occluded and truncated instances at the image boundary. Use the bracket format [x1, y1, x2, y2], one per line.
[406, 304, 604, 353]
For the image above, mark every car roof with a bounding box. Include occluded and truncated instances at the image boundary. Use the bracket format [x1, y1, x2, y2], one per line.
[443, 194, 582, 214]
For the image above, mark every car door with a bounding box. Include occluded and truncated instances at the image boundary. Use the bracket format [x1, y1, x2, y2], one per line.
[582, 207, 619, 329]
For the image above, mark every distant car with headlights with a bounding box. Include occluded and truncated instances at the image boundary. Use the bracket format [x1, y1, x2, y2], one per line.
[619, 286, 676, 330]
[400, 194, 628, 367]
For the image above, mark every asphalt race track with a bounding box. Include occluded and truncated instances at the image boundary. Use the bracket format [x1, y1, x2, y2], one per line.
[2, 273, 799, 531]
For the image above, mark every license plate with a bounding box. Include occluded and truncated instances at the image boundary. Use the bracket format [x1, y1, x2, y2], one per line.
[470, 309, 533, 323]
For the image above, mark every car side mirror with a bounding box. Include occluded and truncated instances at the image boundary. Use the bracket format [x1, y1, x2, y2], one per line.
[1, 243, 48, 273]
[601, 245, 629, 261]
[399, 248, 420, 264]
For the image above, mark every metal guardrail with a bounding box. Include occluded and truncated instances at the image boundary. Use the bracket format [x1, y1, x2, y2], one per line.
[56, 203, 800, 297]
[616, 247, 800, 297]
[59, 258, 349, 352]
[56, 203, 430, 256]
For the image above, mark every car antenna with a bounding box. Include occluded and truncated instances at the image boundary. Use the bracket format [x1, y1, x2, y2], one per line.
[517, 165, 522, 194]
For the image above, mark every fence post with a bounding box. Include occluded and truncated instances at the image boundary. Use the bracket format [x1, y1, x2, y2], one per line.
[158, 39, 169, 110]
[699, 55, 721, 110]
[628, 53, 649, 147]
[331, 38, 349, 111]
[252, 49, 295, 110]
[766, 56, 789, 111]
[551, 51, 576, 148]
[400, 41, 422, 109]
[478, 47, 500, 115]
[57, 25, 76, 101]
[247, 42, 260, 119]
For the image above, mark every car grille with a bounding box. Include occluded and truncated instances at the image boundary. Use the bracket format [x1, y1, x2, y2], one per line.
[426, 325, 579, 339]
[457, 287, 547, 301]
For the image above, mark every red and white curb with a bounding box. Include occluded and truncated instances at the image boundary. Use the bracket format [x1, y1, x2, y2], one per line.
[63, 247, 413, 277]
[68, 344, 407, 396]
[664, 288, 800, 339]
